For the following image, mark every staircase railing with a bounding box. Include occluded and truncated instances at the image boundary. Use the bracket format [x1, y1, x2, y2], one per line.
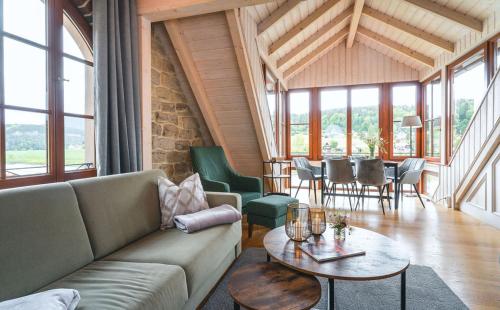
[434, 67, 500, 207]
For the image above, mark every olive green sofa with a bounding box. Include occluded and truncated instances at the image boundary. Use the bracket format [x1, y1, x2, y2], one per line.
[190, 146, 262, 213]
[0, 170, 242, 310]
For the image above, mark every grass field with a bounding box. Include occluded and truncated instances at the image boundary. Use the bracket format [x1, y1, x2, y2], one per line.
[6, 149, 86, 165]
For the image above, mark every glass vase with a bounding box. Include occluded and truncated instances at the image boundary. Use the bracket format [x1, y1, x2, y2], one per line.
[285, 203, 311, 242]
[334, 227, 346, 240]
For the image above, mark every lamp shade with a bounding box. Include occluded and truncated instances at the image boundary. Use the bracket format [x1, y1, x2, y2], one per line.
[401, 115, 422, 128]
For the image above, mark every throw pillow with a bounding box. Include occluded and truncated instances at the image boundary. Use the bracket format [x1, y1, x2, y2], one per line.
[158, 173, 209, 229]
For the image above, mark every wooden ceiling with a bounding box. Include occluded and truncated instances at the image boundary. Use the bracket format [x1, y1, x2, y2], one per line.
[247, 0, 497, 78]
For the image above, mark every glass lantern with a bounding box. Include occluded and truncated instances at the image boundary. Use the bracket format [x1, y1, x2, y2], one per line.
[308, 207, 326, 235]
[285, 203, 311, 241]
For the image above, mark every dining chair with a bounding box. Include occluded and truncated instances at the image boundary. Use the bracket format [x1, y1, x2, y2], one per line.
[395, 158, 426, 208]
[325, 159, 358, 210]
[292, 157, 322, 203]
[355, 159, 391, 214]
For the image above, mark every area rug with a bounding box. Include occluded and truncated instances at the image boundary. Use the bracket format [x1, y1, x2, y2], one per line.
[202, 248, 468, 310]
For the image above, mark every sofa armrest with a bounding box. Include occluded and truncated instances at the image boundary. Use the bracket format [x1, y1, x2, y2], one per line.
[201, 178, 230, 192]
[205, 192, 242, 213]
[231, 175, 262, 194]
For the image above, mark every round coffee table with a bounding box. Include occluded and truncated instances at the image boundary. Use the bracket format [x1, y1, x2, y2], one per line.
[263, 226, 410, 309]
[228, 262, 321, 310]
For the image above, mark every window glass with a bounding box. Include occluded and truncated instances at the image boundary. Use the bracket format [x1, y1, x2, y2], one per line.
[64, 117, 95, 171]
[63, 58, 94, 115]
[351, 87, 379, 155]
[289, 91, 310, 156]
[423, 77, 441, 158]
[4, 0, 46, 45]
[321, 89, 347, 157]
[5, 110, 48, 177]
[451, 50, 486, 151]
[392, 85, 417, 156]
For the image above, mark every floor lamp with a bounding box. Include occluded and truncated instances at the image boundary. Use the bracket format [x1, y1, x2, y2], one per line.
[401, 115, 422, 157]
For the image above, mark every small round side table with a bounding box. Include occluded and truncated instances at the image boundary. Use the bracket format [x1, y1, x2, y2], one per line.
[228, 262, 321, 310]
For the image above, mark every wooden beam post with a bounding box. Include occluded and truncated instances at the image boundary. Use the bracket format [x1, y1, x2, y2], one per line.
[277, 6, 352, 68]
[346, 0, 364, 48]
[139, 0, 275, 22]
[404, 0, 483, 32]
[138, 15, 152, 170]
[164, 20, 235, 166]
[268, 0, 341, 55]
[225, 9, 271, 161]
[257, 0, 302, 35]
[363, 6, 454, 53]
[357, 26, 434, 67]
[284, 27, 349, 79]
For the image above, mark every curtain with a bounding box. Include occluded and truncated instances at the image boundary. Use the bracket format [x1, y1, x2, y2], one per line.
[94, 0, 142, 175]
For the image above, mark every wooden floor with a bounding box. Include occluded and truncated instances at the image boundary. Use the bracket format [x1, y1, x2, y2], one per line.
[242, 189, 500, 310]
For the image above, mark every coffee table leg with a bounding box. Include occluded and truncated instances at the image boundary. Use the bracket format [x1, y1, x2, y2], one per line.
[266, 253, 270, 262]
[401, 271, 406, 310]
[234, 301, 240, 310]
[328, 278, 334, 310]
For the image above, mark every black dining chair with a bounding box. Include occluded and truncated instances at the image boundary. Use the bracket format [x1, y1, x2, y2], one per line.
[355, 159, 391, 214]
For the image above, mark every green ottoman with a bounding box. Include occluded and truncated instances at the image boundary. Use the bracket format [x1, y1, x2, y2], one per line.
[246, 195, 299, 238]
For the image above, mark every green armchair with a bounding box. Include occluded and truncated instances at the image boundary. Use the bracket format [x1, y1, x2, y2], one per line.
[190, 146, 262, 213]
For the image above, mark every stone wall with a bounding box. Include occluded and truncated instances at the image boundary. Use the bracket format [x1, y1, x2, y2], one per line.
[151, 24, 213, 183]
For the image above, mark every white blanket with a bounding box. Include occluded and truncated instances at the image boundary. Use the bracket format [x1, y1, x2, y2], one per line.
[0, 289, 80, 310]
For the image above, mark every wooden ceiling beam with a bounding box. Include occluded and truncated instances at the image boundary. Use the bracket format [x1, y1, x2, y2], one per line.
[138, 0, 275, 22]
[257, 0, 302, 35]
[284, 26, 349, 79]
[277, 6, 352, 68]
[357, 26, 434, 67]
[268, 0, 340, 55]
[404, 0, 482, 32]
[346, 0, 364, 48]
[363, 6, 454, 53]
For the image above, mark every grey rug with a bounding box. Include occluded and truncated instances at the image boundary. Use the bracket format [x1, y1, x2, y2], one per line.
[202, 248, 468, 310]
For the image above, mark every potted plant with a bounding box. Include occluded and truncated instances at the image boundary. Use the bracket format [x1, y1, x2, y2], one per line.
[359, 129, 387, 158]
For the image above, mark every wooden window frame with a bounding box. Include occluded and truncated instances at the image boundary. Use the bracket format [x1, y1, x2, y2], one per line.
[446, 43, 489, 163]
[0, 0, 95, 189]
[286, 81, 421, 161]
[421, 72, 442, 163]
[388, 81, 422, 161]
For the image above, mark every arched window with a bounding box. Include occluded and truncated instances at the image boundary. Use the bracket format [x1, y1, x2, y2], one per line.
[0, 0, 95, 188]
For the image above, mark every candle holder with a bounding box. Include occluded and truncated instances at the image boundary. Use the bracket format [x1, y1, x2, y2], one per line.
[308, 207, 326, 235]
[285, 203, 311, 242]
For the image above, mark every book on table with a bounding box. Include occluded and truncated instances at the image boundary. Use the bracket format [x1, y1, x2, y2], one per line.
[298, 237, 365, 262]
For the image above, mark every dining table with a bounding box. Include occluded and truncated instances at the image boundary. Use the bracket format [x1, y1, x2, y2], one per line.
[320, 160, 401, 210]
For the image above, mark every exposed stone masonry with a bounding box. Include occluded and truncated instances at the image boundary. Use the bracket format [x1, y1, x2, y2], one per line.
[151, 24, 213, 183]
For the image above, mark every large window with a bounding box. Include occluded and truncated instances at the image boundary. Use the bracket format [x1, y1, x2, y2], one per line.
[449, 48, 486, 154]
[391, 84, 418, 157]
[320, 89, 347, 157]
[289, 91, 310, 156]
[423, 76, 441, 160]
[0, 0, 94, 187]
[351, 87, 380, 156]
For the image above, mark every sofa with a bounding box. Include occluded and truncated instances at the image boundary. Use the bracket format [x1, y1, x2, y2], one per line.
[0, 170, 242, 310]
[190, 146, 262, 213]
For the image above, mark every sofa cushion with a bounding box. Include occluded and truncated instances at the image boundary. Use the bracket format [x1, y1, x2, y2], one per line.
[246, 195, 298, 218]
[40, 261, 188, 310]
[70, 170, 165, 259]
[0, 183, 94, 301]
[103, 221, 241, 296]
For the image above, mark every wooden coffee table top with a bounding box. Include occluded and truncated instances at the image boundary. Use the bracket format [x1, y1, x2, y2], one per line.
[263, 226, 410, 281]
[228, 262, 321, 310]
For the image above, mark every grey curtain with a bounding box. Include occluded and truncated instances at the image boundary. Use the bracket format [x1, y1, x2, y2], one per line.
[94, 0, 142, 175]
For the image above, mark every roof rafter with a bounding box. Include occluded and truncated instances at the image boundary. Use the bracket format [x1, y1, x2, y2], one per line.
[357, 26, 434, 67]
[284, 26, 349, 79]
[404, 0, 482, 32]
[346, 0, 364, 48]
[277, 6, 352, 68]
[363, 6, 454, 53]
[257, 0, 302, 35]
[268, 0, 340, 55]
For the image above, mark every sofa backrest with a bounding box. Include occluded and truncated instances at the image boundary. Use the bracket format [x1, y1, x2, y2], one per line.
[0, 183, 94, 301]
[69, 170, 165, 259]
